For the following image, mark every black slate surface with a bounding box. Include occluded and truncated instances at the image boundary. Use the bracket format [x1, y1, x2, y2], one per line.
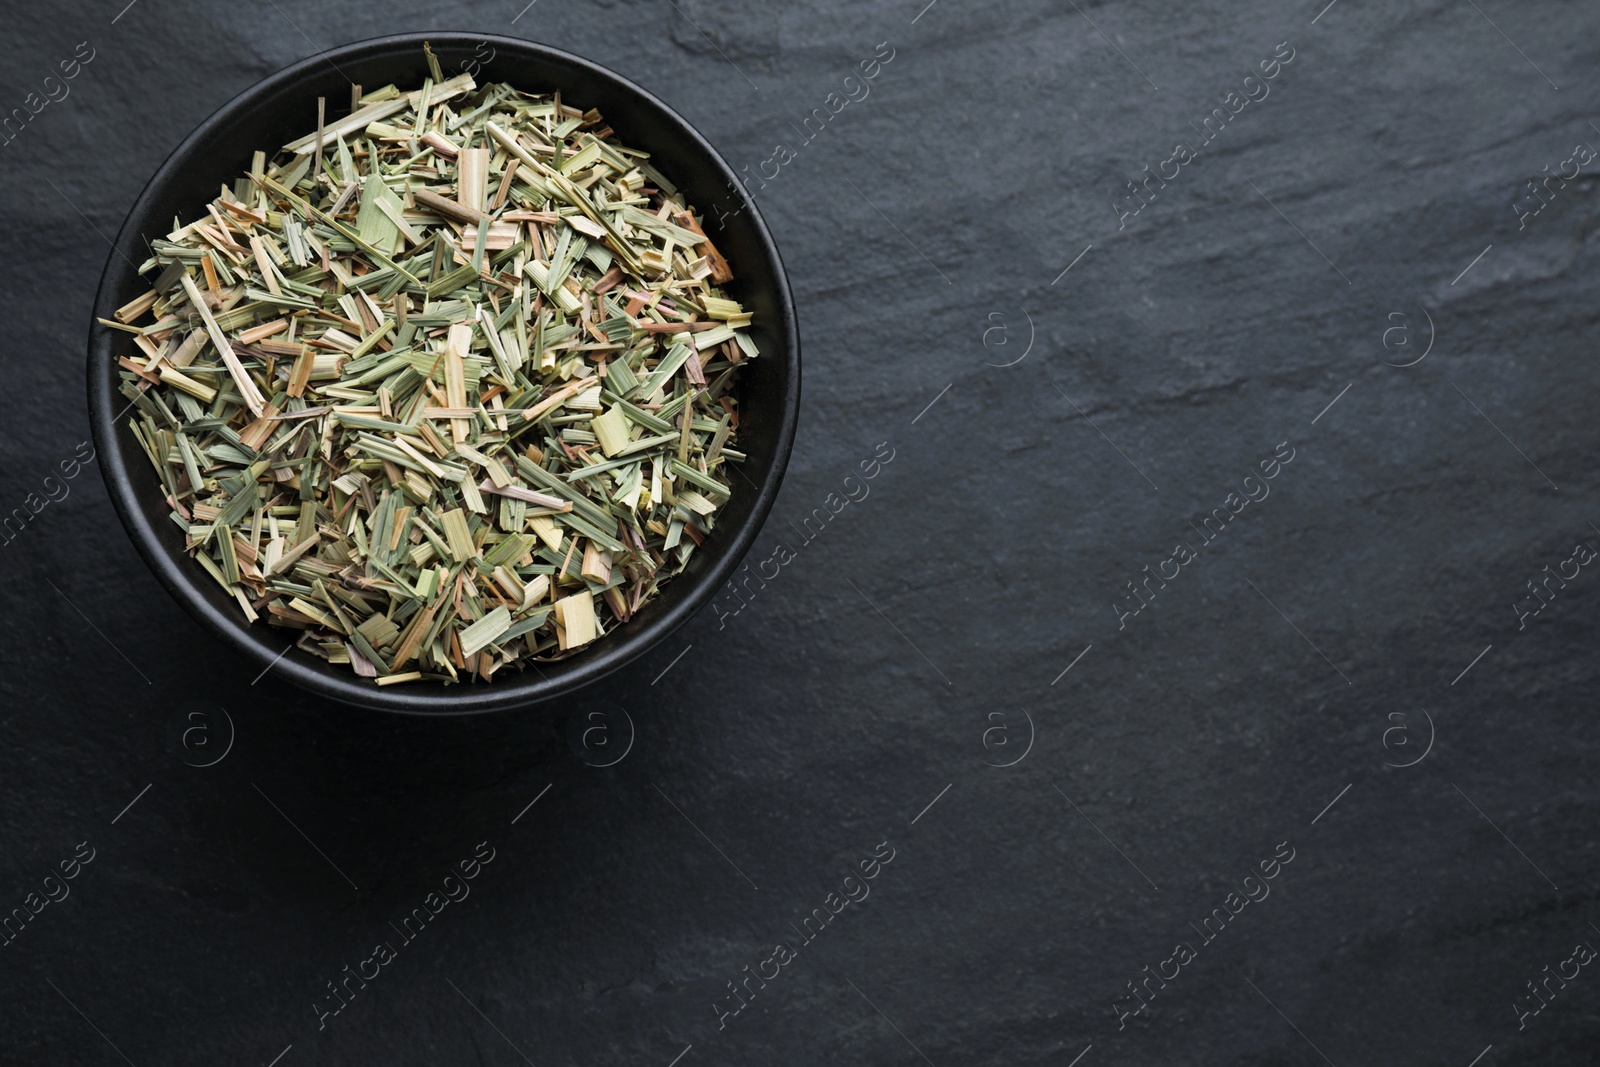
[2, 1, 1598, 1064]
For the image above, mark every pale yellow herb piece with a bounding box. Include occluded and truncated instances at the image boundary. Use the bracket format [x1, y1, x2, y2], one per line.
[581, 542, 612, 583]
[444, 323, 472, 444]
[589, 405, 631, 457]
[439, 508, 476, 562]
[159, 365, 218, 402]
[528, 515, 563, 552]
[179, 273, 266, 416]
[553, 589, 598, 650]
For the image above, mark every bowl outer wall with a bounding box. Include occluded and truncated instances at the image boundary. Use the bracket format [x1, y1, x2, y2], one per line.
[87, 33, 799, 714]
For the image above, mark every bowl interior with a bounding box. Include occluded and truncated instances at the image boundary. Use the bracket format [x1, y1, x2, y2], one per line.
[89, 33, 798, 714]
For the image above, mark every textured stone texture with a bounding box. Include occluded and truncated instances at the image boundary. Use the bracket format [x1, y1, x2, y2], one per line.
[1, 0, 1598, 1064]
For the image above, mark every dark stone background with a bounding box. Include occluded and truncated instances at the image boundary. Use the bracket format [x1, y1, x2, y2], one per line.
[2, 0, 1597, 1064]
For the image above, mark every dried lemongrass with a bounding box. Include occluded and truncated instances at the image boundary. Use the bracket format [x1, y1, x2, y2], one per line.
[108, 55, 757, 686]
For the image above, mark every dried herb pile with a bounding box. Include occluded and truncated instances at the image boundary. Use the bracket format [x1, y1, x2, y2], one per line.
[103, 55, 756, 686]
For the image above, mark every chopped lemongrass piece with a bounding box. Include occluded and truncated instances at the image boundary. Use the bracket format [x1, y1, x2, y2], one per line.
[589, 405, 632, 456]
[553, 589, 598, 650]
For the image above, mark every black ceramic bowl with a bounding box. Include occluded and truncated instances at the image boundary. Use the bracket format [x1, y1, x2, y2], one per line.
[87, 33, 799, 714]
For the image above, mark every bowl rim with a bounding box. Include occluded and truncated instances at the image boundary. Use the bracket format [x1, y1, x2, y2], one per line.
[86, 31, 799, 716]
